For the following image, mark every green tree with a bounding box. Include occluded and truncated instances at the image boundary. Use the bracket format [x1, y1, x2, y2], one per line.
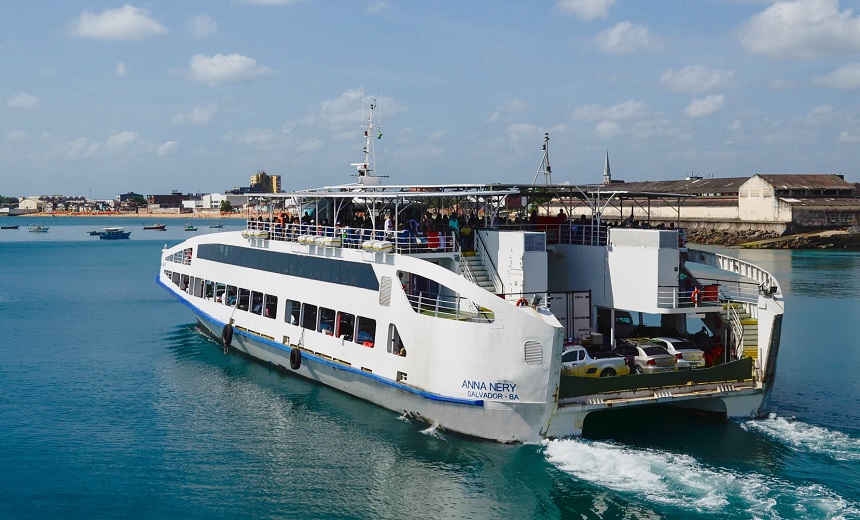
[220, 200, 233, 214]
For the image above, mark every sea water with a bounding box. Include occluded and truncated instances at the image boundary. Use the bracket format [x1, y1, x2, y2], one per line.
[1, 217, 858, 519]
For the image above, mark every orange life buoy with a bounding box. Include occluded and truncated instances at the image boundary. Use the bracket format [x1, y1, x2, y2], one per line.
[691, 288, 701, 305]
[516, 298, 529, 307]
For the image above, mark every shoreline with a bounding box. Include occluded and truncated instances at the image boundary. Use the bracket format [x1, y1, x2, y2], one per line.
[25, 211, 247, 220]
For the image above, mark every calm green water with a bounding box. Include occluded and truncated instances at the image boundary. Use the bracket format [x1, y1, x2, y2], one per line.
[1, 217, 858, 519]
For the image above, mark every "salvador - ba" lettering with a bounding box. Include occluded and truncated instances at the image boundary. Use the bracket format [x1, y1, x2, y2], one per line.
[461, 380, 519, 400]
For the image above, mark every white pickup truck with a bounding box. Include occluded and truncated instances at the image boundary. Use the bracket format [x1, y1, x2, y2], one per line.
[560, 345, 630, 378]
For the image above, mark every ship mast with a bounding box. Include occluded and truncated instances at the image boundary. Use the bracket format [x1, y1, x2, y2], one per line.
[532, 132, 552, 185]
[351, 100, 385, 186]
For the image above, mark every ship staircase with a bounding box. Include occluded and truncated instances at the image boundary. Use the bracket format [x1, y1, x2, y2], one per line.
[460, 251, 498, 294]
[720, 302, 758, 361]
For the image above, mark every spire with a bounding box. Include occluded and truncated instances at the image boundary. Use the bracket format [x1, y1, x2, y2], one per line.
[603, 151, 611, 185]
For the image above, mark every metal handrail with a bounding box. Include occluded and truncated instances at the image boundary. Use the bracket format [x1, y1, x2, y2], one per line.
[246, 220, 459, 254]
[475, 231, 505, 295]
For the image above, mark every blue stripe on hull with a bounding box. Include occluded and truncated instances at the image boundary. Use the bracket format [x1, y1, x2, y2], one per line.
[156, 275, 484, 407]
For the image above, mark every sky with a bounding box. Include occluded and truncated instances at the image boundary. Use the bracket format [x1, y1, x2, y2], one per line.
[2, 0, 860, 199]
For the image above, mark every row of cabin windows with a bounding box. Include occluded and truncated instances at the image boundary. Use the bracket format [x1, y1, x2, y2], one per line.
[284, 300, 377, 347]
[165, 270, 405, 355]
[166, 248, 193, 265]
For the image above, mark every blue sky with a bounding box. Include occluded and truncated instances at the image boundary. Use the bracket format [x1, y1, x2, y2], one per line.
[2, 0, 860, 199]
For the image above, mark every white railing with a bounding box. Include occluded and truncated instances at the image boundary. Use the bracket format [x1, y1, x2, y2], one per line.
[404, 292, 494, 323]
[246, 220, 459, 254]
[725, 303, 746, 361]
[656, 286, 720, 308]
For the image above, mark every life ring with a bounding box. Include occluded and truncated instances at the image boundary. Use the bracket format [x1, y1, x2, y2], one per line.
[516, 298, 529, 307]
[289, 347, 302, 370]
[221, 323, 233, 348]
[691, 288, 701, 305]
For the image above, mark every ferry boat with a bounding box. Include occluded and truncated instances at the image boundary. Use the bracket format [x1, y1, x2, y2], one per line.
[157, 105, 784, 442]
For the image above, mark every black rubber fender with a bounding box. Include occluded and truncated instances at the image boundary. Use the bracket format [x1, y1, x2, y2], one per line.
[221, 324, 233, 348]
[290, 347, 302, 370]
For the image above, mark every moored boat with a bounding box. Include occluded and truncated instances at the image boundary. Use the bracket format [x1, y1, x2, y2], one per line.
[28, 225, 49, 232]
[157, 104, 784, 442]
[98, 227, 132, 240]
[144, 223, 167, 231]
[1, 224, 19, 229]
[184, 223, 198, 231]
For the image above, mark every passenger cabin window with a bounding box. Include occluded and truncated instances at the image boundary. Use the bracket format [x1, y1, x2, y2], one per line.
[204, 280, 214, 299]
[302, 303, 318, 331]
[215, 282, 226, 303]
[319, 307, 335, 336]
[336, 312, 355, 341]
[226, 285, 238, 306]
[285, 299, 301, 325]
[251, 291, 264, 315]
[264, 295, 278, 319]
[357, 317, 376, 347]
[238, 288, 250, 310]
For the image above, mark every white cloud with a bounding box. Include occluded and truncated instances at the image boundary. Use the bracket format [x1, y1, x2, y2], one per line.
[594, 121, 622, 139]
[555, 0, 616, 20]
[594, 21, 663, 54]
[64, 137, 101, 159]
[837, 131, 860, 143]
[730, 119, 743, 131]
[157, 141, 179, 156]
[812, 62, 860, 89]
[293, 90, 405, 140]
[186, 14, 218, 38]
[173, 105, 219, 125]
[71, 5, 167, 41]
[188, 53, 273, 85]
[660, 66, 735, 94]
[105, 131, 140, 151]
[684, 95, 725, 118]
[488, 99, 526, 123]
[6, 93, 40, 109]
[6, 130, 30, 141]
[116, 61, 128, 77]
[365, 1, 388, 13]
[738, 0, 860, 59]
[806, 104, 834, 122]
[572, 100, 650, 121]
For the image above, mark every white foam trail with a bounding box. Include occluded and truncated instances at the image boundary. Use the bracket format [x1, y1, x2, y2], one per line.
[543, 438, 858, 518]
[742, 413, 860, 462]
[420, 422, 445, 439]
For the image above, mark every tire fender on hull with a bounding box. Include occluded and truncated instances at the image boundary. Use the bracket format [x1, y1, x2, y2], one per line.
[290, 347, 302, 370]
[221, 323, 234, 353]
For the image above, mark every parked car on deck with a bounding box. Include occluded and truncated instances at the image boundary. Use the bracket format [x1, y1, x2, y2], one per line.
[649, 337, 706, 369]
[613, 342, 678, 374]
[561, 345, 630, 378]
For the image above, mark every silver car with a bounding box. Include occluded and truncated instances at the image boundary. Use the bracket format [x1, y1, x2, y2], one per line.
[650, 337, 706, 369]
[613, 342, 678, 374]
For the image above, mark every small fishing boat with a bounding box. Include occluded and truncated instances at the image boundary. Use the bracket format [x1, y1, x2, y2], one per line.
[209, 223, 223, 229]
[184, 223, 198, 231]
[98, 227, 131, 240]
[144, 223, 167, 231]
[87, 229, 102, 235]
[28, 225, 49, 233]
[1, 224, 19, 230]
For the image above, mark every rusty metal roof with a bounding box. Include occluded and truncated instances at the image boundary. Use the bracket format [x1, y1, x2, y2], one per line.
[755, 174, 855, 190]
[607, 177, 747, 195]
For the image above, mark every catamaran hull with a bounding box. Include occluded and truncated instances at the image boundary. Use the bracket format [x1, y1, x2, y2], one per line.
[194, 313, 554, 443]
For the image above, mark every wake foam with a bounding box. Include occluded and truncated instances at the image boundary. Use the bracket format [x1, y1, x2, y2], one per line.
[742, 413, 860, 462]
[543, 438, 858, 517]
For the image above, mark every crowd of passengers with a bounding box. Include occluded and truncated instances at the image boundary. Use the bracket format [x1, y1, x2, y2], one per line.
[245, 208, 680, 250]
